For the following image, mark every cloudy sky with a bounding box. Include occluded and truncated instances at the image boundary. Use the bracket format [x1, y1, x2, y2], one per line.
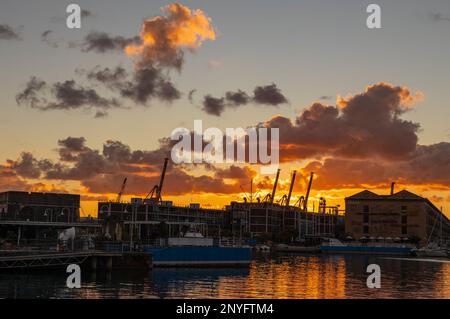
[0, 0, 449, 216]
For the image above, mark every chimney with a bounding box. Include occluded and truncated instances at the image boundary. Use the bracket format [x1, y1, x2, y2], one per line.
[390, 182, 395, 195]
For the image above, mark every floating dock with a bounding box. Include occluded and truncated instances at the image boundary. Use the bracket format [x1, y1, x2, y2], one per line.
[0, 251, 151, 271]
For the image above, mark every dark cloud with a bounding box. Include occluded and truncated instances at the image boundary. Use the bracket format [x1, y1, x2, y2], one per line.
[57, 137, 88, 161]
[85, 66, 128, 87]
[50, 80, 119, 110]
[265, 83, 423, 161]
[225, 90, 251, 106]
[15, 77, 47, 108]
[16, 77, 120, 114]
[7, 152, 44, 179]
[253, 84, 288, 105]
[94, 111, 108, 118]
[84, 65, 181, 105]
[16, 64, 182, 116]
[4, 134, 449, 198]
[0, 24, 20, 40]
[81, 32, 141, 53]
[5, 137, 243, 196]
[17, 4, 215, 117]
[62, 80, 113, 109]
[202, 95, 225, 116]
[201, 84, 287, 116]
[117, 66, 181, 104]
[301, 142, 450, 190]
[59, 136, 87, 151]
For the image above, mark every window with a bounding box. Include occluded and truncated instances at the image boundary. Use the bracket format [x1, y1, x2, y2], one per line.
[401, 215, 407, 224]
[363, 225, 369, 234]
[401, 206, 407, 213]
[401, 225, 407, 235]
[363, 213, 369, 223]
[363, 205, 370, 213]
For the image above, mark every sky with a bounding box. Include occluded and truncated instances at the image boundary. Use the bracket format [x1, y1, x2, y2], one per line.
[0, 0, 449, 216]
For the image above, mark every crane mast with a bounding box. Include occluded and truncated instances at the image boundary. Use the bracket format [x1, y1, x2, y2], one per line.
[286, 170, 297, 207]
[116, 178, 127, 203]
[270, 169, 281, 204]
[303, 172, 314, 211]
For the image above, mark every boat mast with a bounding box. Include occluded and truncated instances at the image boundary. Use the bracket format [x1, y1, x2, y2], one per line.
[440, 206, 443, 247]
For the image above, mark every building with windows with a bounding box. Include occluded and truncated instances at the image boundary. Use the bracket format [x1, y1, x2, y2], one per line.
[345, 190, 450, 246]
[0, 191, 85, 247]
[0, 191, 80, 223]
[225, 201, 342, 240]
[97, 200, 226, 241]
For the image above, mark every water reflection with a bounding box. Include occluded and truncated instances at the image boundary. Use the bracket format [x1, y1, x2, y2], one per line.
[0, 255, 448, 299]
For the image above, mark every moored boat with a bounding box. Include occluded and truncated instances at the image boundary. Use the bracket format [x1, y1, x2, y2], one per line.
[320, 238, 413, 255]
[412, 243, 448, 258]
[143, 230, 252, 267]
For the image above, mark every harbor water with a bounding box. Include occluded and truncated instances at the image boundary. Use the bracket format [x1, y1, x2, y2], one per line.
[1, 254, 449, 299]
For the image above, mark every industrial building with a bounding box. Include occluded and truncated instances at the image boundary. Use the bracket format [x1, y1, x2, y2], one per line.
[97, 158, 227, 242]
[97, 200, 226, 242]
[225, 201, 342, 240]
[345, 188, 450, 246]
[224, 170, 343, 240]
[96, 160, 343, 242]
[0, 191, 80, 223]
[0, 191, 89, 248]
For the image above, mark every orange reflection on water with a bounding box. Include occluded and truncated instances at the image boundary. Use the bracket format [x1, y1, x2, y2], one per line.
[217, 256, 347, 299]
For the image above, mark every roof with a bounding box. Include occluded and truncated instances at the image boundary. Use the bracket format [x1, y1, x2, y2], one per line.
[346, 190, 381, 200]
[346, 189, 424, 201]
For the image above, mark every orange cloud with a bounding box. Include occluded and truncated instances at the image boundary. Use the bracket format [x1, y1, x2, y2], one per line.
[125, 3, 216, 70]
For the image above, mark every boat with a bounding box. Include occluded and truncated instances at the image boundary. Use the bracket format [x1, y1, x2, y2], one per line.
[320, 238, 413, 255]
[412, 207, 449, 258]
[253, 244, 271, 253]
[143, 230, 252, 267]
[274, 244, 320, 253]
[413, 243, 448, 258]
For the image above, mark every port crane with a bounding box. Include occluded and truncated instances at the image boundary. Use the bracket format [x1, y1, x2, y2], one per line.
[294, 172, 314, 211]
[116, 178, 127, 203]
[144, 157, 169, 204]
[240, 179, 254, 203]
[278, 170, 297, 207]
[261, 169, 281, 204]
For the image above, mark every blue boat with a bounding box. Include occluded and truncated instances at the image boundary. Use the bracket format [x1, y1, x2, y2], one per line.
[143, 232, 252, 267]
[144, 246, 252, 267]
[320, 238, 413, 255]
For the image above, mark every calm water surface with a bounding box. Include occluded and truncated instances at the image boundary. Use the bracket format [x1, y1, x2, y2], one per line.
[1, 255, 449, 299]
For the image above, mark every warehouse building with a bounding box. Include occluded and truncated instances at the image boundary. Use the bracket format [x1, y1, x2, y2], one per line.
[97, 200, 226, 241]
[225, 201, 342, 240]
[0, 191, 85, 247]
[345, 189, 450, 246]
[0, 191, 80, 223]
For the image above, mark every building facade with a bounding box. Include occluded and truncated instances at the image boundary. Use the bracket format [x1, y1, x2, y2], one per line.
[97, 200, 226, 241]
[226, 202, 341, 239]
[345, 190, 450, 246]
[0, 191, 80, 223]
